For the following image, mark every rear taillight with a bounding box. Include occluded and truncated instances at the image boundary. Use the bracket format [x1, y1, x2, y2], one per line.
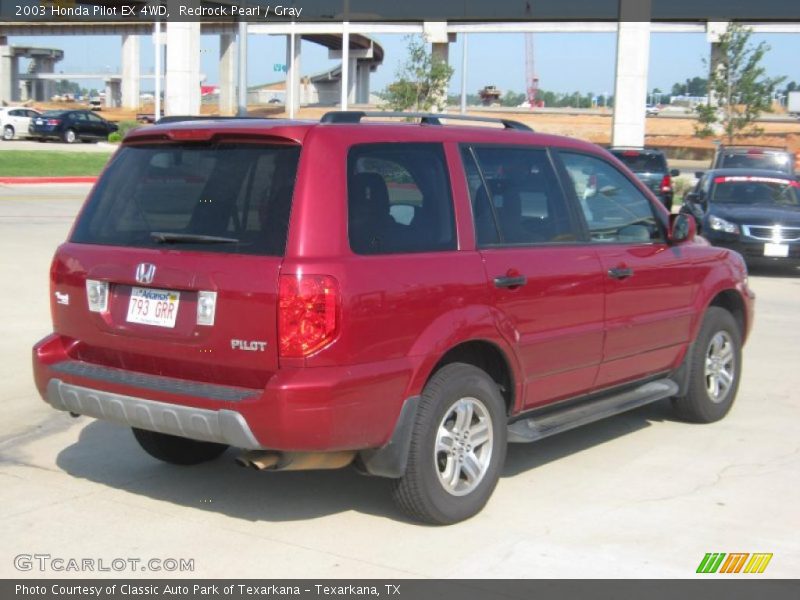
[278, 274, 339, 358]
[660, 174, 672, 193]
[46, 119, 61, 126]
[85, 279, 108, 312]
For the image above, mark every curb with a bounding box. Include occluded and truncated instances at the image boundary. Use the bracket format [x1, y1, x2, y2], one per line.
[0, 176, 97, 184]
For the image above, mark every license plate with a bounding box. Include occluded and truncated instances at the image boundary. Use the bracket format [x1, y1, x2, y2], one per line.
[34, 119, 43, 125]
[126, 287, 180, 328]
[764, 243, 789, 258]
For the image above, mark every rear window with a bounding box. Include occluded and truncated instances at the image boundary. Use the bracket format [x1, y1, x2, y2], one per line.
[716, 151, 794, 173]
[348, 143, 456, 255]
[71, 142, 300, 256]
[611, 151, 666, 173]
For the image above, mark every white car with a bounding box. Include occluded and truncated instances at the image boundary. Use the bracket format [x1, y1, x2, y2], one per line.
[645, 104, 661, 116]
[1, 107, 42, 141]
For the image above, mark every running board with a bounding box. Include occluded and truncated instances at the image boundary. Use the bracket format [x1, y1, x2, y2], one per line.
[507, 378, 679, 443]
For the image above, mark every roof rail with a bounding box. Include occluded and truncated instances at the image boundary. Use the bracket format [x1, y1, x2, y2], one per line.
[320, 110, 533, 131]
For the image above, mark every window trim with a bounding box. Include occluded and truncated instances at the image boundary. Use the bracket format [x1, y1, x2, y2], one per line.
[459, 143, 586, 249]
[551, 148, 669, 246]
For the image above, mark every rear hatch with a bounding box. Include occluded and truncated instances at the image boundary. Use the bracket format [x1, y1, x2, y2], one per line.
[51, 137, 301, 389]
[612, 150, 668, 195]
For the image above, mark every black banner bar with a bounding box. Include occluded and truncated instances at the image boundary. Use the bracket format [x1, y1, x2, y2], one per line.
[4, 580, 800, 600]
[1, 0, 800, 23]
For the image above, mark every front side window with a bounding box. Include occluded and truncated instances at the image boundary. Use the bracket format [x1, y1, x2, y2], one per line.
[348, 143, 455, 255]
[461, 145, 578, 246]
[560, 152, 664, 243]
[71, 142, 301, 256]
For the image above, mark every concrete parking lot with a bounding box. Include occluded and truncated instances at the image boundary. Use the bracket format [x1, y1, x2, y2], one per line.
[0, 184, 798, 578]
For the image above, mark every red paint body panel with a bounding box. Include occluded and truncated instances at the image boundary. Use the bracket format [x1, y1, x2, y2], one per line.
[32, 119, 755, 453]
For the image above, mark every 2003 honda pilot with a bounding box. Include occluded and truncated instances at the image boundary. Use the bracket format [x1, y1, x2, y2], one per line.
[33, 112, 754, 524]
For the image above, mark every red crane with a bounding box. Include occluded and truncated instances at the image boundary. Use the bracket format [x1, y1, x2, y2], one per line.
[525, 33, 544, 108]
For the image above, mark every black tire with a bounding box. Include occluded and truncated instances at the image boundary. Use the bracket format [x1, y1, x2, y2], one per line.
[131, 428, 228, 466]
[673, 307, 742, 423]
[392, 363, 507, 525]
[2, 125, 14, 141]
[62, 128, 77, 144]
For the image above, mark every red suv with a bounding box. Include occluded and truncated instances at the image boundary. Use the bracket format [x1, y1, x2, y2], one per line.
[33, 112, 754, 524]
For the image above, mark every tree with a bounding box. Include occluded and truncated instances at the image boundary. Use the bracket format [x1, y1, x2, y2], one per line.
[696, 23, 785, 141]
[382, 36, 454, 112]
[500, 90, 526, 107]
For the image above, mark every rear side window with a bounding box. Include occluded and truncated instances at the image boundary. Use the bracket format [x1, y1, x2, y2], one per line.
[71, 142, 300, 256]
[461, 145, 578, 246]
[560, 152, 664, 243]
[611, 151, 666, 173]
[348, 143, 455, 254]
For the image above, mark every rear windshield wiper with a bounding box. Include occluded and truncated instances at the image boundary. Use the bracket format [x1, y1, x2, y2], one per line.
[150, 232, 239, 244]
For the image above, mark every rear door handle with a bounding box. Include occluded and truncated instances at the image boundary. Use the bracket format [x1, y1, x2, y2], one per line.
[608, 267, 634, 280]
[494, 275, 528, 288]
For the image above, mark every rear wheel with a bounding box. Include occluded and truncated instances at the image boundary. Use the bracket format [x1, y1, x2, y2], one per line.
[673, 307, 742, 423]
[392, 363, 507, 524]
[2, 125, 13, 141]
[131, 428, 228, 465]
[62, 128, 77, 144]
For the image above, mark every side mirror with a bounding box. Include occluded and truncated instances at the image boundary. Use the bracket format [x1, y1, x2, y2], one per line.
[670, 169, 680, 177]
[684, 192, 700, 204]
[669, 213, 696, 244]
[694, 171, 705, 179]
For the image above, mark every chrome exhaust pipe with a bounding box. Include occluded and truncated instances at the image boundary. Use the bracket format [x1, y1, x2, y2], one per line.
[235, 450, 355, 471]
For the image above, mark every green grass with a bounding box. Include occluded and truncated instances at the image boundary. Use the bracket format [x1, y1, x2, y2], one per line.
[0, 151, 112, 177]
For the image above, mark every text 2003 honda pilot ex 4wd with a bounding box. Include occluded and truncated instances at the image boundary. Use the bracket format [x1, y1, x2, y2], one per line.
[33, 111, 754, 524]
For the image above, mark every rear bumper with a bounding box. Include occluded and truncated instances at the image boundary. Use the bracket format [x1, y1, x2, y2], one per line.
[33, 333, 417, 453]
[47, 378, 263, 449]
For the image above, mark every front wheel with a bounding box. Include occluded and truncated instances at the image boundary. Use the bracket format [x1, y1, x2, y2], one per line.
[131, 428, 228, 465]
[673, 307, 742, 423]
[392, 363, 507, 525]
[2, 125, 14, 141]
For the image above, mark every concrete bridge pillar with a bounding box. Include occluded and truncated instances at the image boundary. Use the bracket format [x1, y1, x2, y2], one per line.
[424, 22, 454, 112]
[121, 34, 140, 110]
[33, 57, 55, 101]
[611, 0, 652, 147]
[165, 1, 201, 115]
[355, 62, 370, 104]
[0, 38, 20, 103]
[219, 33, 236, 115]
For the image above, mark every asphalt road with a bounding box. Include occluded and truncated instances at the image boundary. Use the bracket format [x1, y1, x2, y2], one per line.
[0, 184, 798, 578]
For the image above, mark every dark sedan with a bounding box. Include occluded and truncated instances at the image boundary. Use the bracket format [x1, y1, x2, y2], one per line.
[681, 169, 800, 266]
[610, 147, 679, 211]
[29, 110, 118, 144]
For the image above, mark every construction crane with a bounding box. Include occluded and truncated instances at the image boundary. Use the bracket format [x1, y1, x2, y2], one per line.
[525, 33, 544, 108]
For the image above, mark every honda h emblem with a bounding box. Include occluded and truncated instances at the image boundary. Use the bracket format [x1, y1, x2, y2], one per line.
[135, 263, 156, 284]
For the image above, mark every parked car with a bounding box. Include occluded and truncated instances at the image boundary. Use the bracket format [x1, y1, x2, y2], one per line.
[609, 147, 680, 211]
[29, 110, 118, 143]
[681, 168, 800, 266]
[645, 104, 660, 116]
[712, 145, 797, 178]
[0, 106, 42, 141]
[33, 112, 754, 524]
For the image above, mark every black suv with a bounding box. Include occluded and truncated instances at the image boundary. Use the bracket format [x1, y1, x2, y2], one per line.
[609, 147, 680, 211]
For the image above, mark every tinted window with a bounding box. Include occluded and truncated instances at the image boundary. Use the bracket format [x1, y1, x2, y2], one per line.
[462, 146, 577, 246]
[560, 152, 664, 243]
[71, 143, 300, 256]
[348, 143, 455, 254]
[717, 151, 793, 173]
[611, 151, 667, 173]
[86, 113, 104, 123]
[710, 177, 799, 206]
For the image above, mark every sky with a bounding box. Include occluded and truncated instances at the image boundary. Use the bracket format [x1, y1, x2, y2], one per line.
[7, 30, 800, 96]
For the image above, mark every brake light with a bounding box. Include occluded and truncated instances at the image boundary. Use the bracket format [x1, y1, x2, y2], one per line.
[167, 129, 214, 141]
[660, 174, 672, 193]
[46, 119, 61, 126]
[622, 150, 639, 157]
[278, 274, 339, 358]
